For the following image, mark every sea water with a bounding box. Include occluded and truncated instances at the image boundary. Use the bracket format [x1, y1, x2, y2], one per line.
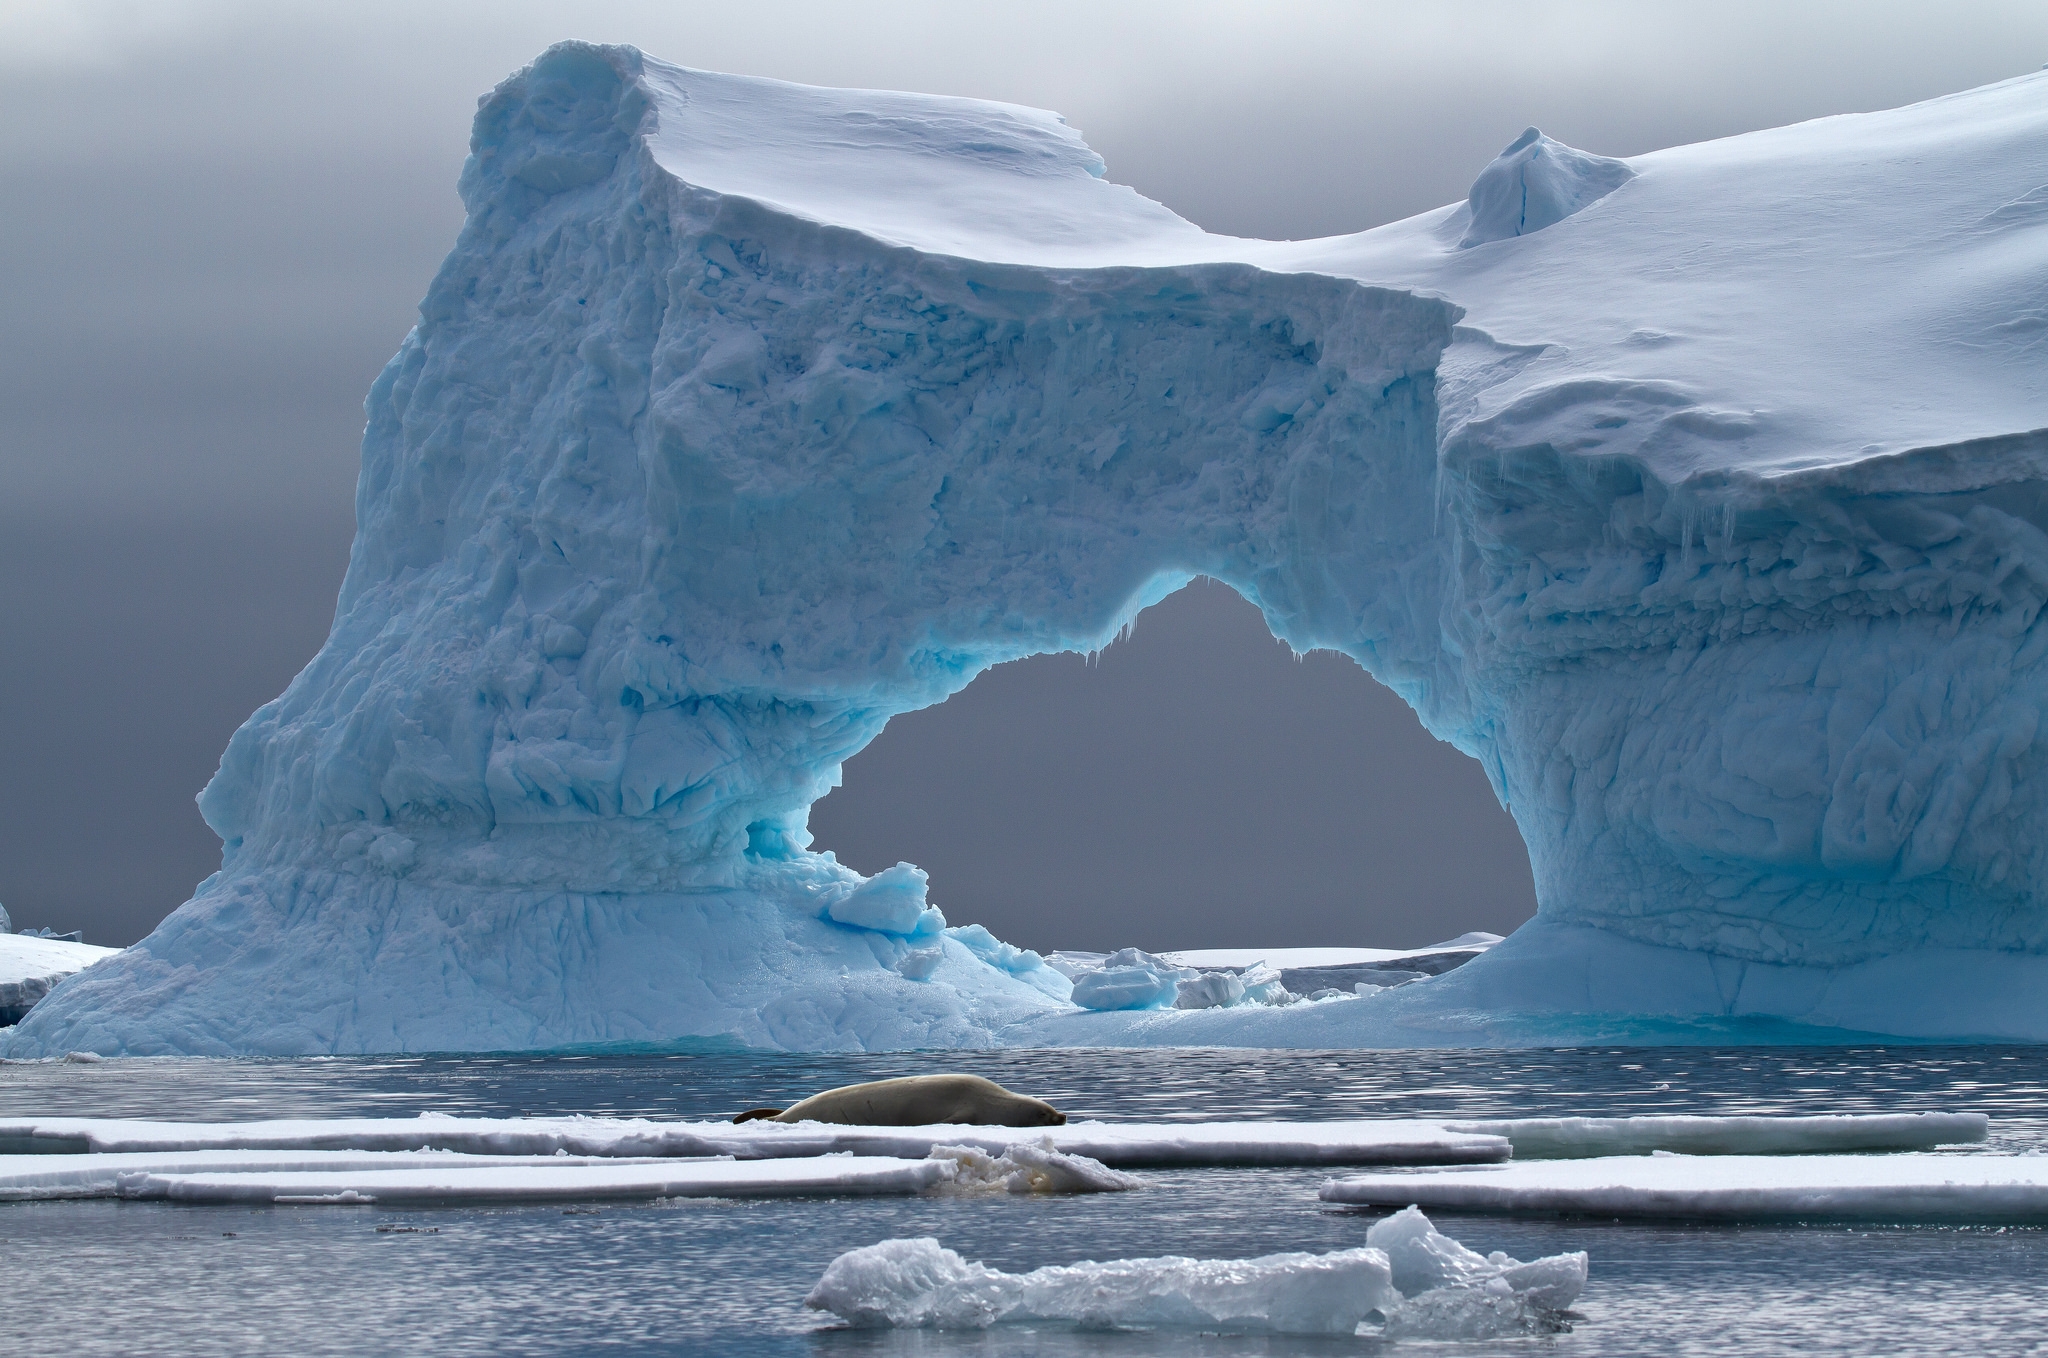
[4, 1046, 2045, 1356]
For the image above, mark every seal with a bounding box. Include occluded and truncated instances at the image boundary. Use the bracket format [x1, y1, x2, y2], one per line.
[731, 1074, 1066, 1127]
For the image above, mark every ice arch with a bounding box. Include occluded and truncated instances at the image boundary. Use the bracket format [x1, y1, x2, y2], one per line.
[12, 45, 2048, 1053]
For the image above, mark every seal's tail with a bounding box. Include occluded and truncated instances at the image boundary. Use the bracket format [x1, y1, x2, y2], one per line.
[732, 1107, 785, 1124]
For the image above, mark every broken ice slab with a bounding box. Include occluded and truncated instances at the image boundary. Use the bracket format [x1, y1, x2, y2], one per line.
[0, 1116, 1511, 1167]
[119, 1154, 952, 1205]
[0, 1148, 691, 1201]
[1321, 1153, 2048, 1223]
[1441, 1112, 1987, 1158]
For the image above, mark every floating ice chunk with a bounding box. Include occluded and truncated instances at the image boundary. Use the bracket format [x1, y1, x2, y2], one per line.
[1321, 1153, 2048, 1223]
[826, 863, 944, 937]
[1069, 949, 1191, 1011]
[0, 1115, 1510, 1167]
[1364, 1205, 1587, 1310]
[1356, 1206, 1587, 1338]
[928, 1138, 1141, 1193]
[1070, 966, 1176, 1010]
[1458, 126, 1634, 247]
[1441, 1112, 1988, 1159]
[1367, 1203, 1499, 1295]
[805, 1236, 1401, 1334]
[1380, 1275, 1574, 1340]
[1173, 971, 1244, 1009]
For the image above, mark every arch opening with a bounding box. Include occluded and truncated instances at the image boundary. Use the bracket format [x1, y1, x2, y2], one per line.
[808, 577, 1536, 954]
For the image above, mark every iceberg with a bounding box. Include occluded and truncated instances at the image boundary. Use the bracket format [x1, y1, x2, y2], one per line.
[10, 42, 2048, 1054]
[1321, 1153, 2048, 1224]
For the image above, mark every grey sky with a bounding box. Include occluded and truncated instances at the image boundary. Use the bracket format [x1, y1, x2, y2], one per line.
[3, 1, 2043, 945]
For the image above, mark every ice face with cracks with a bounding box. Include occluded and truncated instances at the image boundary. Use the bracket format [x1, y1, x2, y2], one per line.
[11, 44, 2048, 1054]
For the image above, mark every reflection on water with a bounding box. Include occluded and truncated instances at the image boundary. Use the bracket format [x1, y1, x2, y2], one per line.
[4, 1047, 2046, 1356]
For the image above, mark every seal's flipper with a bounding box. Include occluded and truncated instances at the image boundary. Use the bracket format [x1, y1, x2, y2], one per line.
[732, 1107, 785, 1124]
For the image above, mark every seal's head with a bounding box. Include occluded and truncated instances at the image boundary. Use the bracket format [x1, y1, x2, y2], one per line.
[1009, 1096, 1066, 1126]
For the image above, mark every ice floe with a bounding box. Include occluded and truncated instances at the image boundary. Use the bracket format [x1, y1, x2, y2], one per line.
[805, 1210, 1584, 1336]
[1444, 1112, 1987, 1158]
[122, 1154, 951, 1205]
[0, 1140, 1137, 1204]
[0, 1115, 1511, 1166]
[1322, 1153, 2048, 1223]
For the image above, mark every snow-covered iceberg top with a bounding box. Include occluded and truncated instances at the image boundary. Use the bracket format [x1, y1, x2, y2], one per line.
[11, 44, 2048, 1054]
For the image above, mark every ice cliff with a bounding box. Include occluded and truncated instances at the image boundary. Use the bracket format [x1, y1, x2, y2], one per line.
[10, 46, 2048, 1054]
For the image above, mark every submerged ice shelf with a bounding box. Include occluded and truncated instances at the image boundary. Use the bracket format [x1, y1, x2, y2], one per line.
[10, 43, 2048, 1054]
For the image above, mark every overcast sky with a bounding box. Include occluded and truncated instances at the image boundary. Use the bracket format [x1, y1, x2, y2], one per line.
[3, 1, 2044, 947]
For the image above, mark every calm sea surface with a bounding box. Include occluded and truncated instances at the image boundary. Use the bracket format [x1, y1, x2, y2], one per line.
[5, 1046, 2047, 1357]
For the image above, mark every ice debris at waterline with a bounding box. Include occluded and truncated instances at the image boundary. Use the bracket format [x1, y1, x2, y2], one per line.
[805, 1212, 1585, 1337]
[1321, 1154, 2048, 1224]
[929, 1138, 1142, 1194]
[13, 44, 2048, 1056]
[0, 1115, 1512, 1166]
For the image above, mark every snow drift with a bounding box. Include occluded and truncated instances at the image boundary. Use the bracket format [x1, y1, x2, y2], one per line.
[11, 44, 2048, 1053]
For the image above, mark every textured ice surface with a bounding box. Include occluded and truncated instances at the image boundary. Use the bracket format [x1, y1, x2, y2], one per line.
[1322, 1154, 2048, 1222]
[12, 44, 2048, 1054]
[928, 1138, 1141, 1193]
[806, 1236, 1402, 1334]
[805, 1212, 1584, 1336]
[0, 1115, 1510, 1166]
